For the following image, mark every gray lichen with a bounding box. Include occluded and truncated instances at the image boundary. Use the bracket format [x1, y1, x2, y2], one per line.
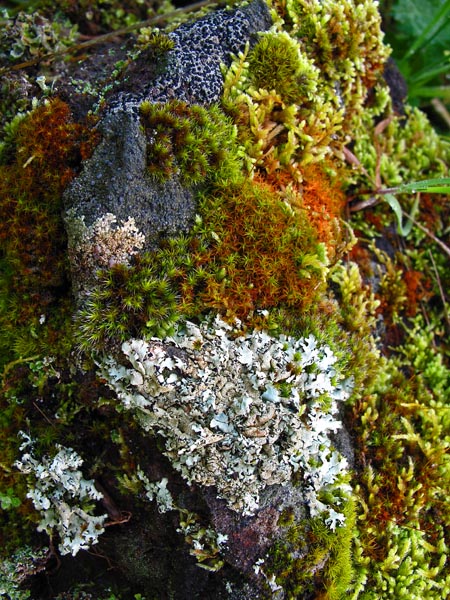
[99, 315, 353, 525]
[15, 435, 107, 557]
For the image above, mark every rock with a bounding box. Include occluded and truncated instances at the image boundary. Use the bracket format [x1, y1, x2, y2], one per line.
[63, 0, 273, 287]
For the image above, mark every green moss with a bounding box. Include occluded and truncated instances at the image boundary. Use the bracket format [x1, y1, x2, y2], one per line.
[267, 496, 356, 600]
[75, 254, 181, 353]
[278, 507, 296, 528]
[285, 0, 389, 102]
[248, 30, 319, 104]
[140, 100, 242, 186]
[136, 30, 175, 54]
[222, 0, 389, 180]
[350, 99, 449, 191]
[344, 310, 450, 598]
[222, 41, 340, 177]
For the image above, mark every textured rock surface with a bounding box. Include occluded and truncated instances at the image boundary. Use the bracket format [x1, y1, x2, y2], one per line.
[65, 111, 195, 248]
[110, 0, 273, 110]
[3, 1, 448, 598]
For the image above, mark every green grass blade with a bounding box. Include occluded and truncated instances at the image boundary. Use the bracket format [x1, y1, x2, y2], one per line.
[400, 0, 450, 63]
[409, 58, 450, 86]
[408, 86, 450, 101]
[394, 177, 450, 194]
[384, 194, 419, 237]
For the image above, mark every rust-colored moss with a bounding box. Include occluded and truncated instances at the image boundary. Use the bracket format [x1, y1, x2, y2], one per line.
[300, 164, 346, 257]
[0, 98, 99, 362]
[403, 269, 432, 318]
[186, 179, 327, 321]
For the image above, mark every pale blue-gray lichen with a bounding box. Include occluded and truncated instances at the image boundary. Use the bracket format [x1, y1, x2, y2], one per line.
[99, 315, 353, 526]
[15, 435, 107, 557]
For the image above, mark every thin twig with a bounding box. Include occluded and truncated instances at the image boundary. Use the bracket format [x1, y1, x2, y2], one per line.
[404, 211, 450, 259]
[431, 98, 450, 130]
[427, 248, 450, 331]
[32, 401, 55, 427]
[348, 195, 380, 212]
[0, 0, 222, 76]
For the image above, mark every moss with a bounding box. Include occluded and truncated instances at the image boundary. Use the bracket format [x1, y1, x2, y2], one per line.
[140, 99, 242, 186]
[267, 496, 356, 599]
[285, 0, 389, 109]
[222, 40, 340, 177]
[189, 178, 329, 322]
[351, 101, 449, 192]
[75, 255, 181, 353]
[278, 508, 296, 528]
[74, 169, 334, 348]
[0, 1, 448, 598]
[337, 59, 449, 599]
[248, 30, 320, 104]
[222, 0, 389, 180]
[136, 30, 175, 54]
[348, 336, 450, 598]
[0, 99, 99, 366]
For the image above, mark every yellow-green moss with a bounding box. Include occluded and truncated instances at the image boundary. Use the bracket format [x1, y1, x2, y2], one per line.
[140, 99, 242, 185]
[267, 496, 356, 599]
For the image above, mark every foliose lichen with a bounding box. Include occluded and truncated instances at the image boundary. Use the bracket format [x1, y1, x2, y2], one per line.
[15, 434, 107, 557]
[1, 0, 448, 597]
[99, 314, 353, 524]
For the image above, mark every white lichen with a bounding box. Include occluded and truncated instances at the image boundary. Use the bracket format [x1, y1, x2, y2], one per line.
[99, 315, 353, 523]
[65, 210, 145, 295]
[15, 435, 107, 556]
[136, 470, 174, 513]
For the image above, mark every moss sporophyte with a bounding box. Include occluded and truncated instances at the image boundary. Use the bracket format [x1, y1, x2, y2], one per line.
[1, 0, 449, 598]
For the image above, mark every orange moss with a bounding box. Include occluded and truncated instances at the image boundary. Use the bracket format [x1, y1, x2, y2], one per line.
[254, 168, 295, 194]
[403, 269, 432, 318]
[255, 163, 346, 261]
[0, 99, 99, 305]
[348, 243, 373, 278]
[418, 193, 447, 232]
[184, 179, 326, 321]
[0, 98, 99, 361]
[300, 164, 346, 257]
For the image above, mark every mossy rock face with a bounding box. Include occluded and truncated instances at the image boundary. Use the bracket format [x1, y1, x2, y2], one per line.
[63, 109, 197, 257]
[62, 0, 273, 295]
[1, 1, 372, 596]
